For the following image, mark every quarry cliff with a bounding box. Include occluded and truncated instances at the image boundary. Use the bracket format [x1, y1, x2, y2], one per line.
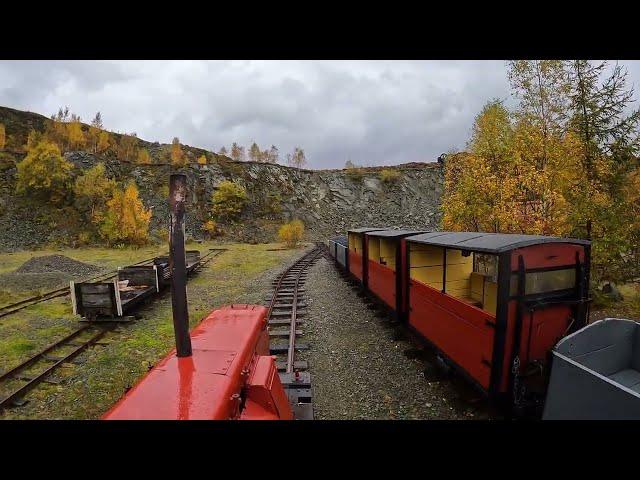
[0, 105, 443, 250]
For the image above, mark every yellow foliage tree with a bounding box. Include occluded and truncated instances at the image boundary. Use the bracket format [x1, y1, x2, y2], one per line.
[278, 219, 305, 248]
[97, 131, 111, 153]
[202, 219, 219, 238]
[211, 180, 248, 221]
[137, 149, 151, 165]
[117, 133, 138, 161]
[100, 182, 152, 245]
[379, 168, 401, 183]
[0, 123, 5, 150]
[73, 163, 117, 223]
[66, 121, 86, 150]
[16, 140, 73, 204]
[197, 154, 207, 165]
[171, 137, 185, 166]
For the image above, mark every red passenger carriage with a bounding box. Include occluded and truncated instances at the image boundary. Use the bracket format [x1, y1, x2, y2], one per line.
[362, 229, 426, 320]
[404, 232, 591, 412]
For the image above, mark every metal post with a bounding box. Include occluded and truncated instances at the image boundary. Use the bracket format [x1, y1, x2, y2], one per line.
[169, 174, 192, 357]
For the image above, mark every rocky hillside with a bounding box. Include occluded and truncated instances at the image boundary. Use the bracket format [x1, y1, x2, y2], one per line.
[0, 105, 444, 250]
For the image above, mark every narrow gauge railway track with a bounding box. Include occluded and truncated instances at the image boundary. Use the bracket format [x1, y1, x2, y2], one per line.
[266, 245, 323, 420]
[0, 248, 227, 412]
[0, 255, 159, 320]
[0, 323, 116, 411]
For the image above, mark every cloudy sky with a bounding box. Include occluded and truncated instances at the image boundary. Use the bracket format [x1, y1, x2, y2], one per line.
[1, 60, 640, 169]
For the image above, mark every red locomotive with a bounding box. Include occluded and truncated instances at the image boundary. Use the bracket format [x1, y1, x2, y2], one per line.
[103, 305, 292, 420]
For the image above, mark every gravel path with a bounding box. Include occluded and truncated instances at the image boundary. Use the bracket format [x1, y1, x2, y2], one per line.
[302, 255, 493, 420]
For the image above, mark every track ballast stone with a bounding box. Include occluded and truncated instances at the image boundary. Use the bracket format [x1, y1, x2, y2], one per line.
[302, 256, 491, 420]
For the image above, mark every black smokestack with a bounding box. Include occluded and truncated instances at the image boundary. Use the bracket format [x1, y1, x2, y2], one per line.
[169, 174, 192, 357]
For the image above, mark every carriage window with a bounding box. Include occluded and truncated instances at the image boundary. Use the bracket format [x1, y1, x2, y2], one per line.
[510, 268, 576, 295]
[473, 253, 497, 281]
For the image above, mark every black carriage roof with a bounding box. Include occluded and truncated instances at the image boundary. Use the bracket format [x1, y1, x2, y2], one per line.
[347, 227, 387, 234]
[405, 231, 590, 253]
[366, 229, 428, 238]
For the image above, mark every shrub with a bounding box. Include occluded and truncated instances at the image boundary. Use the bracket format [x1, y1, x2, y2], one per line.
[379, 168, 401, 183]
[16, 140, 73, 204]
[202, 219, 220, 238]
[137, 149, 151, 164]
[197, 155, 207, 165]
[100, 182, 152, 246]
[278, 219, 304, 248]
[211, 180, 248, 221]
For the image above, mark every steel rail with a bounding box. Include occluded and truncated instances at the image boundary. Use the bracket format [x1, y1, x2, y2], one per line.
[0, 325, 113, 410]
[285, 250, 321, 373]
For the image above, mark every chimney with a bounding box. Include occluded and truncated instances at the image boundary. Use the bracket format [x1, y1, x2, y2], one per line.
[169, 174, 192, 357]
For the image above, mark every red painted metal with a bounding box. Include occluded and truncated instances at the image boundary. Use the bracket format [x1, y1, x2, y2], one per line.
[497, 243, 584, 392]
[367, 260, 396, 310]
[102, 304, 293, 420]
[409, 280, 496, 389]
[511, 243, 584, 270]
[348, 251, 363, 281]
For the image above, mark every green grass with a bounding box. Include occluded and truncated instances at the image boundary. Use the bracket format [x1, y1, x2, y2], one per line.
[0, 241, 305, 419]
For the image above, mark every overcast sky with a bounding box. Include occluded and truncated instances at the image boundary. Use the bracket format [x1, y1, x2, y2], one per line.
[1, 60, 640, 169]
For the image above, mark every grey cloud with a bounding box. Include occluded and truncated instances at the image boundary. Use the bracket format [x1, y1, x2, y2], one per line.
[1, 60, 639, 168]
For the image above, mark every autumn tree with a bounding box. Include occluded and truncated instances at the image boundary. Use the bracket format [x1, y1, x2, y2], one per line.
[88, 112, 104, 153]
[100, 182, 152, 245]
[16, 140, 73, 204]
[171, 137, 186, 166]
[26, 129, 44, 150]
[0, 123, 5, 150]
[211, 180, 248, 221]
[218, 146, 228, 155]
[65, 120, 86, 151]
[137, 148, 151, 164]
[278, 219, 304, 248]
[286, 147, 306, 169]
[249, 142, 262, 162]
[117, 133, 138, 161]
[73, 163, 117, 223]
[97, 131, 111, 153]
[230, 142, 245, 161]
[197, 154, 207, 165]
[267, 145, 279, 163]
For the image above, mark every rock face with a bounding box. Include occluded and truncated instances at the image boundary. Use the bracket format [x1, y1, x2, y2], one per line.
[0, 151, 443, 250]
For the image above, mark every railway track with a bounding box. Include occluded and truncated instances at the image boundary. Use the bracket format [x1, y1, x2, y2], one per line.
[0, 323, 116, 410]
[0, 255, 159, 320]
[266, 245, 323, 420]
[0, 247, 226, 413]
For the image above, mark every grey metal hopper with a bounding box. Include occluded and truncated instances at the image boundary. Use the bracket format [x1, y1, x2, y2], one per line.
[543, 318, 640, 420]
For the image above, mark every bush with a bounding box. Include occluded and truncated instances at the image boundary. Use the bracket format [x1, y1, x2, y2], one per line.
[197, 155, 207, 165]
[211, 180, 248, 221]
[379, 168, 401, 183]
[202, 219, 220, 238]
[278, 219, 304, 248]
[16, 140, 73, 204]
[346, 166, 365, 182]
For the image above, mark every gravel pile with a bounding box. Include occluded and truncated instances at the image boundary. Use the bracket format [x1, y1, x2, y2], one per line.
[0, 255, 105, 292]
[15, 255, 102, 277]
[302, 256, 492, 420]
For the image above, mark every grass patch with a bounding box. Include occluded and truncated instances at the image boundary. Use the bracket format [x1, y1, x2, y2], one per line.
[0, 241, 304, 419]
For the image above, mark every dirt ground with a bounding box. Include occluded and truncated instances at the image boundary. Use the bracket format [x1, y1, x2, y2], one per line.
[302, 256, 493, 420]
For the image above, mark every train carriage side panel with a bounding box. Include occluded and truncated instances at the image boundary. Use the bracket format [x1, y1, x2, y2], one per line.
[409, 279, 496, 389]
[497, 242, 589, 393]
[367, 260, 396, 310]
